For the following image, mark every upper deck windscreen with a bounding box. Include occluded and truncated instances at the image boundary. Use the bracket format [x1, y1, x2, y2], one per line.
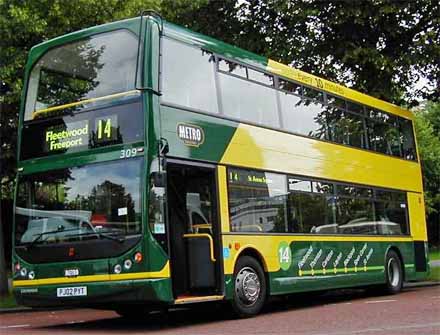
[20, 29, 143, 160]
[25, 30, 138, 121]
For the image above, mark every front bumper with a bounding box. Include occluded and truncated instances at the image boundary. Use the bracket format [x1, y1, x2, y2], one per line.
[14, 278, 173, 308]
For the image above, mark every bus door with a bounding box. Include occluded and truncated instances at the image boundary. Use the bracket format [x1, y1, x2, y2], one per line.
[166, 161, 223, 300]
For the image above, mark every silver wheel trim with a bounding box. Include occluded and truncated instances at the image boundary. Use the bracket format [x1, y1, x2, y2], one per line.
[387, 258, 400, 287]
[235, 266, 261, 306]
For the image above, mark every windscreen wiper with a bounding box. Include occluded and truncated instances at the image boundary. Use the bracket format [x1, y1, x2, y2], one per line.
[28, 227, 80, 248]
[66, 231, 125, 243]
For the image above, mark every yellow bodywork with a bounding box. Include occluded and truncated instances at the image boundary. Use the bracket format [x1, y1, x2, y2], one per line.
[267, 60, 412, 120]
[407, 192, 428, 241]
[220, 124, 423, 193]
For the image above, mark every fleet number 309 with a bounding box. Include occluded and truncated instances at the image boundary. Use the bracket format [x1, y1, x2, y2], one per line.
[120, 148, 138, 159]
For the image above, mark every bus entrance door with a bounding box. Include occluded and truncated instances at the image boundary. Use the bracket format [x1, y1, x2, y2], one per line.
[167, 162, 223, 301]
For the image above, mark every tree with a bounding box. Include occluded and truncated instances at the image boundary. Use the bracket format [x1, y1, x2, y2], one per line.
[414, 102, 440, 244]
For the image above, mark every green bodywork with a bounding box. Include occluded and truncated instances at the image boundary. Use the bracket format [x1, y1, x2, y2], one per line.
[13, 16, 428, 309]
[271, 241, 416, 295]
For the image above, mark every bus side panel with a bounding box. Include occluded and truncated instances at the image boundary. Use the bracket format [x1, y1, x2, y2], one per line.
[222, 235, 415, 297]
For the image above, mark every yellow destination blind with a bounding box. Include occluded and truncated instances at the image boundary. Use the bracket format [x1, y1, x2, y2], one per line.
[45, 120, 89, 151]
[44, 115, 118, 152]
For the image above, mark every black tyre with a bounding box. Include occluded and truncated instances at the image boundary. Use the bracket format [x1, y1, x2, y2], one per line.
[231, 256, 267, 317]
[383, 250, 403, 294]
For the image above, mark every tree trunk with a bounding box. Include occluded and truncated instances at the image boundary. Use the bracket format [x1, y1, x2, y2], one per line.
[0, 203, 8, 296]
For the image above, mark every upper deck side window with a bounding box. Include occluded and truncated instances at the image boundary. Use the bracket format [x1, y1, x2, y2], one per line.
[161, 37, 218, 114]
[160, 36, 417, 161]
[25, 30, 139, 121]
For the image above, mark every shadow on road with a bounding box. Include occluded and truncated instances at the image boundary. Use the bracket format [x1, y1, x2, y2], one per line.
[37, 288, 415, 333]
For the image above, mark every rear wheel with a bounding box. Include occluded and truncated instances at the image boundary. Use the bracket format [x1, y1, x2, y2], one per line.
[383, 250, 403, 294]
[231, 256, 267, 317]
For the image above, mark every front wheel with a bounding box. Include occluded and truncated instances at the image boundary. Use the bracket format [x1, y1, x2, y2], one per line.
[231, 256, 267, 317]
[384, 250, 403, 294]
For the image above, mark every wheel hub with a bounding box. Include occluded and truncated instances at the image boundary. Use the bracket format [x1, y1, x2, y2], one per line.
[235, 267, 261, 306]
[387, 258, 400, 287]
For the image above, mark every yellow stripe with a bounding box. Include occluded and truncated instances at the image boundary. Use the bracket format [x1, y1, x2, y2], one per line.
[300, 265, 384, 276]
[174, 295, 224, 304]
[32, 90, 140, 119]
[267, 60, 412, 120]
[217, 166, 231, 233]
[13, 262, 170, 287]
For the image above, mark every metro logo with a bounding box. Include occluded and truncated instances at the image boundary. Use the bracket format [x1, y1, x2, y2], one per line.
[177, 123, 204, 147]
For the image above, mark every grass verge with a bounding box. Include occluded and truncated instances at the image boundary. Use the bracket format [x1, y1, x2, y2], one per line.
[428, 266, 440, 282]
[429, 248, 440, 261]
[0, 292, 17, 309]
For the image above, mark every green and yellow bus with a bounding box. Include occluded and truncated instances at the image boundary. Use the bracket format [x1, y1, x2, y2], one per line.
[13, 14, 429, 317]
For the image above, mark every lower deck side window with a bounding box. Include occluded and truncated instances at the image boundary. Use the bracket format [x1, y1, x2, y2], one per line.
[227, 167, 409, 236]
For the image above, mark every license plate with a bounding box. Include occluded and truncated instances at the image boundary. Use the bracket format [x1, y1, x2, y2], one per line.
[64, 269, 79, 277]
[57, 286, 87, 297]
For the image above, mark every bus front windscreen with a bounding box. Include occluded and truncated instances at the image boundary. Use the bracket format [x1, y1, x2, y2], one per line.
[15, 158, 143, 261]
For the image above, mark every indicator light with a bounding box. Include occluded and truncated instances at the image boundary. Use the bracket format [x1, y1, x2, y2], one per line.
[113, 264, 122, 274]
[14, 262, 21, 273]
[234, 242, 241, 251]
[28, 271, 36, 280]
[134, 252, 143, 263]
[124, 259, 133, 270]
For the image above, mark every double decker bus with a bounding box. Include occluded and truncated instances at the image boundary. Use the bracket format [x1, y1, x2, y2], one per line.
[13, 14, 429, 317]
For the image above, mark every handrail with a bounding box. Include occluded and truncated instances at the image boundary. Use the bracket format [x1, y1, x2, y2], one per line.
[183, 233, 216, 262]
[31, 90, 140, 119]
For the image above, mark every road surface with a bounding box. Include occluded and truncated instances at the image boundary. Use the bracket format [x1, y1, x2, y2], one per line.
[0, 285, 439, 335]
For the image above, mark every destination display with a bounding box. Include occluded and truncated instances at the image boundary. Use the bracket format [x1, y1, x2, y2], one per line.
[20, 101, 143, 160]
[228, 168, 273, 186]
[45, 120, 90, 152]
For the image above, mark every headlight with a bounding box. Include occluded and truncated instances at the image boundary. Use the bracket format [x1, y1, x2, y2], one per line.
[20, 267, 28, 277]
[113, 264, 122, 274]
[124, 259, 133, 270]
[28, 271, 36, 280]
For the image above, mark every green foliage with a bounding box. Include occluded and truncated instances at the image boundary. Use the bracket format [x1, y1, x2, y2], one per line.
[414, 102, 440, 216]
[414, 102, 440, 244]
